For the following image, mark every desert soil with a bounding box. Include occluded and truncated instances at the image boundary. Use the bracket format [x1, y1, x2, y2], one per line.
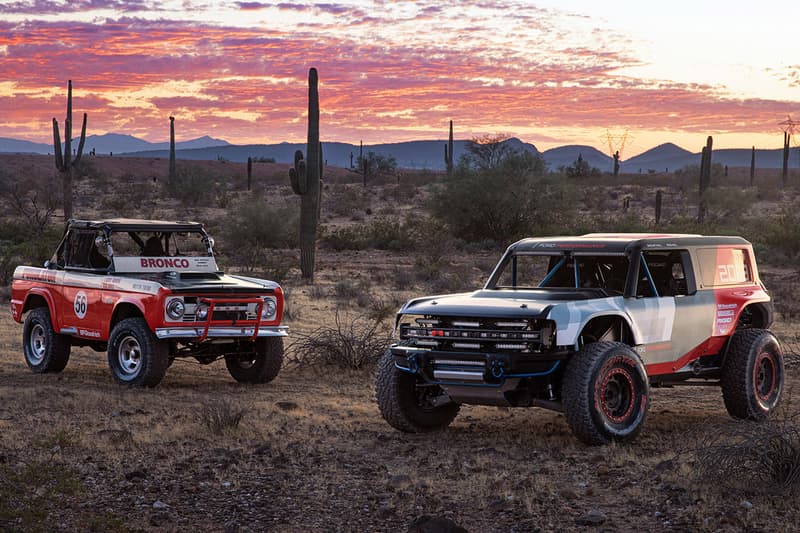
[2, 288, 799, 532]
[1, 154, 799, 531]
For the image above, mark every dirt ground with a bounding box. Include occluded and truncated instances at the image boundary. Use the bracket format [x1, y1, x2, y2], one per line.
[2, 154, 800, 531]
[2, 292, 799, 532]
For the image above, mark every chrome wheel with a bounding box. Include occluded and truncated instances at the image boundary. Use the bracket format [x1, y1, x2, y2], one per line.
[117, 335, 143, 378]
[28, 323, 46, 365]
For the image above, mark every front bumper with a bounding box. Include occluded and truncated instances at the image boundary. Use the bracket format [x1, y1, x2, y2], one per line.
[391, 344, 567, 384]
[155, 325, 288, 340]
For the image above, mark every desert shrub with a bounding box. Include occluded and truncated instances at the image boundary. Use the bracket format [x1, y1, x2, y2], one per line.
[325, 184, 371, 217]
[0, 169, 60, 232]
[162, 165, 222, 206]
[691, 410, 800, 493]
[0, 222, 62, 285]
[431, 151, 572, 242]
[198, 400, 244, 435]
[759, 208, 800, 264]
[219, 198, 299, 270]
[321, 217, 421, 251]
[288, 313, 390, 370]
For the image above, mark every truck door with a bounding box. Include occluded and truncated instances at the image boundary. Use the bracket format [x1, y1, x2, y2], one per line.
[629, 250, 716, 369]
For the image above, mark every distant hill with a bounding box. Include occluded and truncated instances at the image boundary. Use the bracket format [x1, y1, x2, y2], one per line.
[2, 132, 798, 171]
[542, 145, 612, 172]
[622, 143, 695, 173]
[0, 133, 229, 156]
[125, 137, 541, 170]
[0, 137, 52, 154]
[622, 144, 797, 173]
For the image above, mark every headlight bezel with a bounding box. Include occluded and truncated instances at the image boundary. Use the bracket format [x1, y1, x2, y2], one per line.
[261, 297, 277, 320]
[165, 297, 186, 320]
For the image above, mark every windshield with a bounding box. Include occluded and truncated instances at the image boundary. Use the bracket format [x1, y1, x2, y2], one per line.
[109, 230, 211, 257]
[108, 230, 218, 273]
[489, 253, 629, 293]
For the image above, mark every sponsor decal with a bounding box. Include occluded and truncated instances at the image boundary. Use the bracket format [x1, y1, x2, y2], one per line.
[113, 256, 217, 273]
[140, 257, 190, 269]
[78, 328, 101, 338]
[715, 302, 738, 334]
[74, 291, 88, 319]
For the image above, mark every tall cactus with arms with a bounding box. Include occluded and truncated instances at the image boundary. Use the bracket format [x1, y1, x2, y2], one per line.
[52, 79, 87, 220]
[288, 68, 322, 280]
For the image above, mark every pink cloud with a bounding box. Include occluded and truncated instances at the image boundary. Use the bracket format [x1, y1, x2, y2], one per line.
[1, 5, 797, 147]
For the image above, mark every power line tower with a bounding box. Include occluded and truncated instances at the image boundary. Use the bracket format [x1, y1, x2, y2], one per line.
[603, 129, 633, 176]
[604, 129, 632, 158]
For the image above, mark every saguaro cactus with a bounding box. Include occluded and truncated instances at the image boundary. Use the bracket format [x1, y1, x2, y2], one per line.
[444, 120, 454, 175]
[52, 79, 87, 220]
[655, 190, 663, 225]
[288, 67, 322, 281]
[613, 151, 620, 177]
[247, 156, 253, 191]
[782, 132, 790, 188]
[750, 146, 756, 187]
[169, 116, 176, 180]
[697, 136, 713, 223]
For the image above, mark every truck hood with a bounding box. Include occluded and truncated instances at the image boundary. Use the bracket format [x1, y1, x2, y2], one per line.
[398, 288, 606, 319]
[123, 272, 279, 294]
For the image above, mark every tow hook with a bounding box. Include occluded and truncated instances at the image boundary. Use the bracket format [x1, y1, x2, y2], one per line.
[486, 355, 511, 382]
[429, 393, 453, 407]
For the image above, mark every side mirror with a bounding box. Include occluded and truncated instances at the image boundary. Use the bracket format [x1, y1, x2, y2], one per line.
[44, 260, 56, 270]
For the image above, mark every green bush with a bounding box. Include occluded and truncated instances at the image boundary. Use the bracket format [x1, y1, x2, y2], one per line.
[219, 198, 299, 270]
[162, 165, 222, 206]
[321, 217, 422, 251]
[430, 152, 573, 243]
[0, 223, 63, 285]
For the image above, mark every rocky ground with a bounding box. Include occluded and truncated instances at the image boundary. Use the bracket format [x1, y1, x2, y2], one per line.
[1, 305, 799, 532]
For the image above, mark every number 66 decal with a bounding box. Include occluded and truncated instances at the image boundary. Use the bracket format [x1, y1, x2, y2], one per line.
[74, 291, 88, 319]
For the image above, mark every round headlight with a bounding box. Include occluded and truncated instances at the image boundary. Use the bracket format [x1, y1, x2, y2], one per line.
[261, 298, 277, 319]
[196, 304, 209, 320]
[166, 298, 185, 320]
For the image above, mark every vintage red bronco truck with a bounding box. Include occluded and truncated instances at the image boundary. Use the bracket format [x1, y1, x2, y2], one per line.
[10, 218, 286, 387]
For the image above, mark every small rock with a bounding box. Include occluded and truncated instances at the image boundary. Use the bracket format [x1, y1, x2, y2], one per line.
[125, 469, 147, 481]
[389, 474, 413, 489]
[654, 459, 674, 473]
[558, 488, 579, 500]
[254, 444, 272, 456]
[576, 509, 607, 526]
[408, 515, 469, 533]
[276, 401, 299, 411]
[741, 500, 753, 510]
[222, 481, 232, 488]
[152, 500, 169, 510]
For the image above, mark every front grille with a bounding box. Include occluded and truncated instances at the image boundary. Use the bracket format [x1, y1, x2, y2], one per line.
[180, 297, 259, 323]
[399, 316, 554, 353]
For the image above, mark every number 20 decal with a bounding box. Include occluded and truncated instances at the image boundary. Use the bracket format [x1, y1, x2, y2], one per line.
[74, 291, 88, 319]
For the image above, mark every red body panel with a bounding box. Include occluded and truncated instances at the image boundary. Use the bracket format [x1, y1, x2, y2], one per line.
[11, 267, 284, 342]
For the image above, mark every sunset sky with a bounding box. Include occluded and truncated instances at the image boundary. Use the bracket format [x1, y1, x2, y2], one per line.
[2, 0, 799, 157]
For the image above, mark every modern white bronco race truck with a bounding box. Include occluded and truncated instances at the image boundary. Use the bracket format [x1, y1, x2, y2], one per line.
[376, 233, 783, 444]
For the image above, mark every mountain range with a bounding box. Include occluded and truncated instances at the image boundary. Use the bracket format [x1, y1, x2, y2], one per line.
[1, 133, 797, 172]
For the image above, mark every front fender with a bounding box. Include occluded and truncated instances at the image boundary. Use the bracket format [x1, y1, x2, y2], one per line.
[547, 297, 639, 348]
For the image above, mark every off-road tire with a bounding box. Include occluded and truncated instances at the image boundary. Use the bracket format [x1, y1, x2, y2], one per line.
[721, 329, 783, 420]
[107, 318, 169, 387]
[375, 349, 460, 432]
[22, 307, 71, 373]
[562, 341, 649, 445]
[225, 337, 283, 384]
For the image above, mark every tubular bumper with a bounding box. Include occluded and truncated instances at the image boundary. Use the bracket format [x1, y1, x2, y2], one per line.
[155, 325, 288, 340]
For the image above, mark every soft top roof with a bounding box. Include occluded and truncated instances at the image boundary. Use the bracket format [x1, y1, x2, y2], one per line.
[509, 233, 751, 254]
[67, 218, 205, 233]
